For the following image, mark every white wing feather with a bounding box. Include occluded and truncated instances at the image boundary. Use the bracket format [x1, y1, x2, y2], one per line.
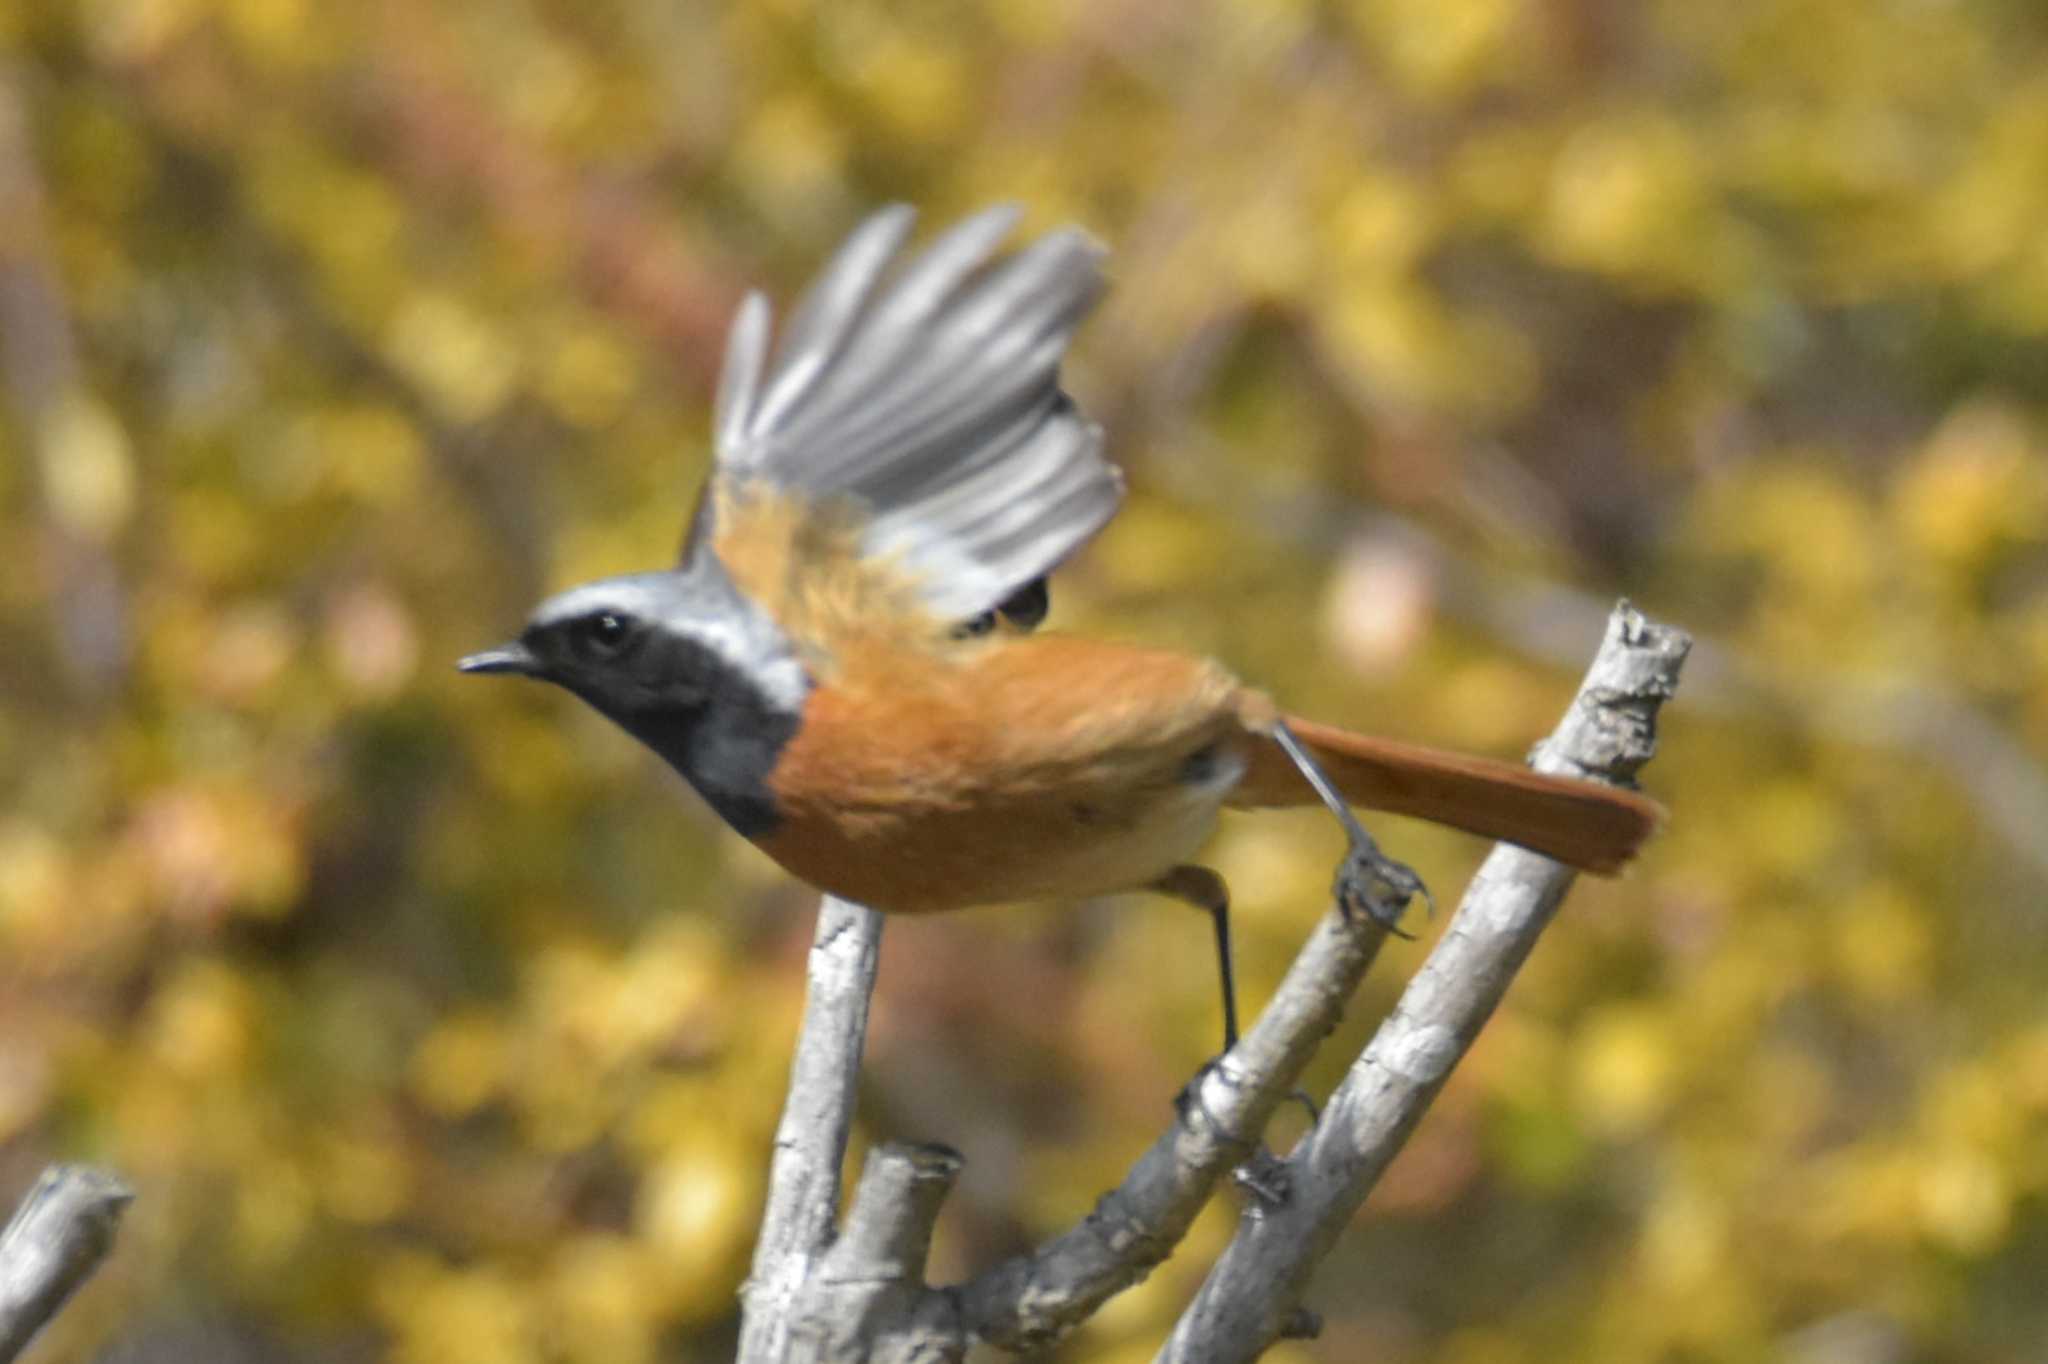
[712, 204, 1121, 622]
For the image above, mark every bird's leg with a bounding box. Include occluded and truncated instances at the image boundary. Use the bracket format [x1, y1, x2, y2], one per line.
[1232, 1146, 1295, 1209]
[1269, 719, 1431, 934]
[1155, 864, 1319, 1183]
[1151, 864, 1239, 1052]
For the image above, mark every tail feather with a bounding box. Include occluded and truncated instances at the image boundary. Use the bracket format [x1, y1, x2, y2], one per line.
[1230, 715, 1662, 875]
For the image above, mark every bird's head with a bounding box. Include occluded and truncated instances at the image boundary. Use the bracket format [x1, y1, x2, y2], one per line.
[459, 561, 809, 740]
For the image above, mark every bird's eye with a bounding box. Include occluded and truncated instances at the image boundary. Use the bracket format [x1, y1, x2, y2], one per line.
[571, 611, 635, 661]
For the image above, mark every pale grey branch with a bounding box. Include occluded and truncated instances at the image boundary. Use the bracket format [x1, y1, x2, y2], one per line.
[957, 901, 1392, 1351]
[1159, 601, 1689, 1363]
[786, 1143, 966, 1363]
[738, 896, 886, 1363]
[0, 1164, 134, 1363]
[825, 1142, 961, 1285]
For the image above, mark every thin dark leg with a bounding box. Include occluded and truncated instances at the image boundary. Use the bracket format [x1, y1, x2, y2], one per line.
[1270, 719, 1431, 933]
[1156, 865, 1321, 1168]
[1151, 865, 1239, 1053]
[1208, 891, 1238, 1052]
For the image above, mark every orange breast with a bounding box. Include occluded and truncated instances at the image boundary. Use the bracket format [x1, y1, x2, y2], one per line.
[756, 635, 1249, 913]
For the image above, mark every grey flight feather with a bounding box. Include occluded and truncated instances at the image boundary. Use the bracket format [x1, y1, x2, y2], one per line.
[710, 204, 1123, 622]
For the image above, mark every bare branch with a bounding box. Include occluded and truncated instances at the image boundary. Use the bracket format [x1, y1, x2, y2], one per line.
[1160, 601, 1689, 1363]
[738, 896, 887, 1363]
[1378, 514, 2048, 884]
[957, 902, 1393, 1351]
[786, 1143, 967, 1363]
[0, 1164, 134, 1363]
[736, 833, 1399, 1361]
[824, 1142, 961, 1287]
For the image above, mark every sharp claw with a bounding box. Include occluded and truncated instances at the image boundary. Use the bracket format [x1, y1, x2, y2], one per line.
[1334, 843, 1426, 937]
[1232, 1146, 1293, 1210]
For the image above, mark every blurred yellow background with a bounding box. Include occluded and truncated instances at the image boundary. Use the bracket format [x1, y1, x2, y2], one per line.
[4, 1, 2048, 1360]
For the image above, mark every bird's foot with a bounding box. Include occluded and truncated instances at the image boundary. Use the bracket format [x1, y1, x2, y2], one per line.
[1232, 1145, 1293, 1210]
[1174, 1056, 1241, 1140]
[1334, 838, 1430, 936]
[1175, 1060, 1311, 1210]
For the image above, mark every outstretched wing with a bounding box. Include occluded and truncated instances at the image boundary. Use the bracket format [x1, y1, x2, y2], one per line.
[705, 204, 1121, 623]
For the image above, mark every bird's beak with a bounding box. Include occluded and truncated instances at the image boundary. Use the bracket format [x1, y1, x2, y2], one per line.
[457, 641, 539, 676]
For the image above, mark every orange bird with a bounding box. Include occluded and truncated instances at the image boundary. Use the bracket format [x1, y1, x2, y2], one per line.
[461, 206, 1661, 1047]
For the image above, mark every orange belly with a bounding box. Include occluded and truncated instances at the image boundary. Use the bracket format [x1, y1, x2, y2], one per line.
[755, 635, 1248, 913]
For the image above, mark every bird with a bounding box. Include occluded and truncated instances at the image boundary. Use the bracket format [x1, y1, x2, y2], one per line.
[459, 204, 1663, 1051]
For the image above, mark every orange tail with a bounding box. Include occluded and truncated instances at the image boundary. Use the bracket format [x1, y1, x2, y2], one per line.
[1231, 715, 1662, 875]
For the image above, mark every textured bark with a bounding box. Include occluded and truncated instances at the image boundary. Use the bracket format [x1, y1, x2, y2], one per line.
[0, 1164, 134, 1364]
[738, 897, 887, 1362]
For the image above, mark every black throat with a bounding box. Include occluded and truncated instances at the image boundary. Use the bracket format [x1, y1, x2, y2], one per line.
[582, 652, 805, 840]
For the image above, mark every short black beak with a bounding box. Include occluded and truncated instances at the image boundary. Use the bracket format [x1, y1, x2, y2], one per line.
[457, 642, 539, 676]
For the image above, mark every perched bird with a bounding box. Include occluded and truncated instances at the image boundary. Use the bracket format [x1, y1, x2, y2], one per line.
[460, 205, 1662, 1049]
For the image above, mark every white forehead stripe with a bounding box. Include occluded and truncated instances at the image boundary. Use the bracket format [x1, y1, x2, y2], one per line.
[534, 573, 811, 715]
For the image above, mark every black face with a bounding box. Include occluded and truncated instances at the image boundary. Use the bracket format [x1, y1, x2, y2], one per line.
[458, 609, 645, 684]
[519, 609, 668, 702]
[460, 588, 804, 839]
[562, 609, 635, 663]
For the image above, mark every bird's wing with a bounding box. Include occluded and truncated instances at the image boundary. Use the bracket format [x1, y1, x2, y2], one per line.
[705, 204, 1122, 623]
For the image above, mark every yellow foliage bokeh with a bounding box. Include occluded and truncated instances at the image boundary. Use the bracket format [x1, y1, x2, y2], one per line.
[4, 1, 2047, 1360]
